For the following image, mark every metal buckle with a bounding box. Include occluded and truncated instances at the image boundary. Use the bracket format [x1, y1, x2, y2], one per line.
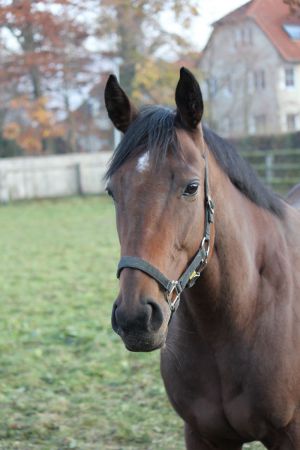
[187, 237, 209, 287]
[166, 281, 182, 312]
[188, 270, 201, 287]
[201, 236, 210, 262]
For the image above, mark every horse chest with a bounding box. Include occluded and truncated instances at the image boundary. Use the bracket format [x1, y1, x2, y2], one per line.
[160, 333, 294, 441]
[160, 341, 249, 440]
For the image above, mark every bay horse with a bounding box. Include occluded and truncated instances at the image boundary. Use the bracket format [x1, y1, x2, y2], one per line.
[104, 68, 300, 449]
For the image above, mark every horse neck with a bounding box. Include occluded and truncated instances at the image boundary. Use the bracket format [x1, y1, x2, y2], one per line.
[181, 153, 286, 337]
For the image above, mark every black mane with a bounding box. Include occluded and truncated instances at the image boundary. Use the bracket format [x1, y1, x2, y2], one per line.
[202, 127, 283, 217]
[105, 105, 283, 218]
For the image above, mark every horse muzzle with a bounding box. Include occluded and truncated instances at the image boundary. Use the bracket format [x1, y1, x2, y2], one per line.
[111, 296, 168, 352]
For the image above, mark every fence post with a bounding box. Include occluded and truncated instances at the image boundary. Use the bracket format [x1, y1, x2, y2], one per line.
[0, 170, 9, 204]
[74, 163, 83, 196]
[265, 152, 274, 185]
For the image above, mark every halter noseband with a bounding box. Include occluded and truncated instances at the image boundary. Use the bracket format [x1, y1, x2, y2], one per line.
[116, 155, 215, 317]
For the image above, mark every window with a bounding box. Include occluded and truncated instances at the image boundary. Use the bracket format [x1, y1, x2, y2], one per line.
[247, 71, 254, 93]
[206, 77, 218, 97]
[285, 67, 295, 87]
[253, 70, 266, 90]
[235, 28, 241, 44]
[287, 113, 298, 131]
[254, 115, 267, 134]
[283, 24, 300, 40]
[235, 26, 253, 45]
[245, 27, 253, 44]
[223, 75, 232, 95]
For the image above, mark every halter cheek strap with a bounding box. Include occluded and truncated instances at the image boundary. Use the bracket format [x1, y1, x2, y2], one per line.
[116, 155, 215, 317]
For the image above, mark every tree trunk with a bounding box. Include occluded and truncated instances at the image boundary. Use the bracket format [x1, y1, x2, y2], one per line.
[116, 3, 143, 95]
[64, 91, 77, 153]
[29, 65, 42, 99]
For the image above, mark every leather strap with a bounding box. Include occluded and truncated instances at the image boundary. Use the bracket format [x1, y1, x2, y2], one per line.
[116, 154, 214, 315]
[117, 256, 173, 292]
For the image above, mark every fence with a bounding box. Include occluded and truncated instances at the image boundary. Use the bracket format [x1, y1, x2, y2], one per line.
[0, 152, 111, 202]
[240, 148, 300, 194]
[0, 148, 300, 203]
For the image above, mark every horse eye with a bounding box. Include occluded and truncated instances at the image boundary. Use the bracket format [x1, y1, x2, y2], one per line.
[106, 187, 114, 199]
[183, 183, 199, 197]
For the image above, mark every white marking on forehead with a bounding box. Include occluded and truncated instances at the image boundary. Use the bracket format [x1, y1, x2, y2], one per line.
[136, 152, 150, 173]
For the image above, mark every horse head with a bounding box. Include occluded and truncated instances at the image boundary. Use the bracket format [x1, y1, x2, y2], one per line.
[104, 68, 213, 352]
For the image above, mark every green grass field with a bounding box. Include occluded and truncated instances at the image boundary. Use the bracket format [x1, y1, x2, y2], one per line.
[0, 197, 264, 449]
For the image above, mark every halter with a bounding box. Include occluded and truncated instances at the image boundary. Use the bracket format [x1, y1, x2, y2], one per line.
[116, 155, 215, 318]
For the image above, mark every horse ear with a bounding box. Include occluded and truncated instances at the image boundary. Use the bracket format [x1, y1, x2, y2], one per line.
[175, 67, 203, 129]
[104, 74, 138, 133]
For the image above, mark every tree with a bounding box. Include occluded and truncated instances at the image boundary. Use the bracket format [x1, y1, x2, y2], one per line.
[0, 0, 92, 153]
[2, 96, 66, 153]
[97, 0, 200, 96]
[0, 0, 202, 155]
[132, 55, 201, 107]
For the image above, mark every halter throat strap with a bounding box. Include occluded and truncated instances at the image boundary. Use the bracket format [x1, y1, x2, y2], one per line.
[116, 155, 214, 316]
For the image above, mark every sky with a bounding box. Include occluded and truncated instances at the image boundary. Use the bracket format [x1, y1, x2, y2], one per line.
[163, 0, 249, 51]
[84, 1, 250, 58]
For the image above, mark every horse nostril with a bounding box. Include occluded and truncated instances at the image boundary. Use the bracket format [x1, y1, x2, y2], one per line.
[146, 300, 164, 332]
[111, 303, 120, 335]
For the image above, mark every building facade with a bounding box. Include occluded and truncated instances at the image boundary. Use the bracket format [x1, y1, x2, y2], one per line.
[200, 0, 300, 137]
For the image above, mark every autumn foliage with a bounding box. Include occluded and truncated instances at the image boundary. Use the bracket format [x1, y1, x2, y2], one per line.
[3, 97, 65, 153]
[0, 0, 92, 154]
[0, 0, 200, 156]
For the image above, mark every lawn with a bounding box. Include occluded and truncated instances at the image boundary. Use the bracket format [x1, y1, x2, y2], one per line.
[0, 197, 265, 449]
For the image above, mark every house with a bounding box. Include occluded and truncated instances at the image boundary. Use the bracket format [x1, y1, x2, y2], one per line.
[199, 0, 300, 137]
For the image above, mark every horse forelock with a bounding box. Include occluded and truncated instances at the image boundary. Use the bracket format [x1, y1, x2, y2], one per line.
[105, 106, 182, 180]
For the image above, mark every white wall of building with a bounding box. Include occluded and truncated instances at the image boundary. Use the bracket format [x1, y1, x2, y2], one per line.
[277, 64, 300, 132]
[200, 18, 300, 137]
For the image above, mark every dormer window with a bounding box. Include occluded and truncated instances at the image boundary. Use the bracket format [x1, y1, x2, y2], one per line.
[254, 70, 266, 90]
[283, 24, 300, 40]
[234, 26, 253, 45]
[285, 67, 295, 87]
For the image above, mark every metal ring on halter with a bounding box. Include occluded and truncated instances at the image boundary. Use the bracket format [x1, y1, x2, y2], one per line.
[200, 236, 210, 262]
[166, 281, 182, 312]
